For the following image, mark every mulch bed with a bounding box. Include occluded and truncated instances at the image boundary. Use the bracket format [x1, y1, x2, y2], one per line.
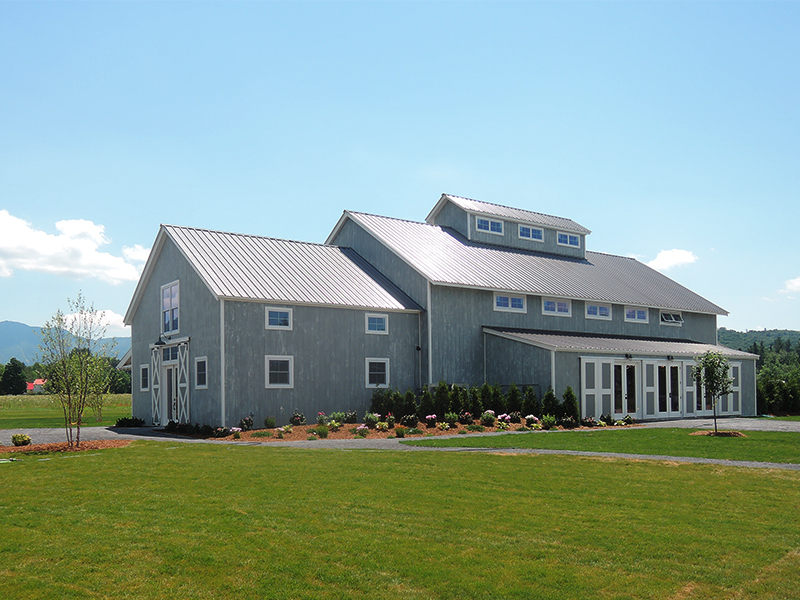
[689, 430, 747, 437]
[0, 440, 131, 454]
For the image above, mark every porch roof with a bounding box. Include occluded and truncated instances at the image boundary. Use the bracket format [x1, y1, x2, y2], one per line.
[483, 327, 757, 360]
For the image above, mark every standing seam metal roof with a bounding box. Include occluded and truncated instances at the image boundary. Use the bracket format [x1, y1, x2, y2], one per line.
[345, 212, 727, 315]
[163, 225, 421, 311]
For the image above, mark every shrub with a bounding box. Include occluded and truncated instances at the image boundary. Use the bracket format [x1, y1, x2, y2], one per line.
[289, 411, 306, 426]
[401, 389, 418, 422]
[417, 388, 435, 421]
[522, 386, 540, 418]
[307, 436, 317, 441]
[363, 412, 380, 428]
[328, 420, 341, 432]
[541, 414, 557, 430]
[355, 424, 369, 437]
[600, 413, 615, 426]
[316, 425, 329, 439]
[386, 414, 396, 428]
[213, 427, 230, 438]
[407, 428, 423, 435]
[508, 411, 522, 424]
[376, 421, 389, 432]
[370, 388, 389, 417]
[490, 384, 506, 414]
[525, 414, 539, 427]
[233, 430, 242, 440]
[251, 430, 273, 438]
[264, 416, 276, 429]
[436, 421, 450, 431]
[622, 414, 636, 425]
[343, 410, 358, 424]
[238, 416, 254, 431]
[395, 426, 407, 438]
[581, 416, 598, 428]
[466, 423, 485, 432]
[559, 415, 577, 429]
[480, 410, 496, 427]
[507, 383, 522, 413]
[458, 411, 473, 425]
[434, 381, 452, 418]
[444, 412, 458, 427]
[497, 421, 510, 431]
[200, 424, 214, 437]
[11, 433, 31, 446]
[469, 386, 484, 420]
[400, 414, 419, 428]
[329, 411, 346, 423]
[317, 412, 328, 425]
[114, 416, 146, 427]
[542, 388, 560, 419]
[562, 386, 580, 423]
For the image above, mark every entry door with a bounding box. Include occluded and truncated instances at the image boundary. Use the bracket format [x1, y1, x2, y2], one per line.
[656, 364, 682, 418]
[613, 362, 639, 419]
[163, 365, 178, 423]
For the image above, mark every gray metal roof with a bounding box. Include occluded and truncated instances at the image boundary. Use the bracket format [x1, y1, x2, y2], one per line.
[346, 212, 727, 315]
[434, 194, 591, 235]
[484, 328, 756, 359]
[164, 225, 421, 311]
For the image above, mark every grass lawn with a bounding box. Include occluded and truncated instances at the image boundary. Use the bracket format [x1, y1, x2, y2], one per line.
[764, 415, 800, 422]
[0, 393, 131, 429]
[1, 442, 798, 599]
[403, 427, 800, 464]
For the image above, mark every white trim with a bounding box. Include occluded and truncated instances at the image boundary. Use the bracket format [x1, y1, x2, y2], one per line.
[518, 224, 544, 242]
[550, 349, 556, 391]
[493, 292, 526, 313]
[625, 306, 650, 323]
[220, 299, 226, 426]
[139, 364, 150, 392]
[542, 297, 572, 317]
[660, 311, 684, 326]
[476, 216, 504, 236]
[160, 280, 180, 335]
[585, 302, 612, 321]
[265, 355, 294, 389]
[265, 306, 294, 330]
[556, 231, 581, 248]
[365, 312, 389, 335]
[427, 280, 433, 386]
[365, 357, 390, 388]
[194, 356, 208, 390]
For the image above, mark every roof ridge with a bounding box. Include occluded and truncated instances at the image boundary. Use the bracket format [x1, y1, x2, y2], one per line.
[347, 210, 435, 228]
[443, 193, 581, 225]
[163, 223, 340, 250]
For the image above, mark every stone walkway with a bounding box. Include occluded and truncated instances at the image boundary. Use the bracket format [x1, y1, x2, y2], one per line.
[3, 416, 799, 471]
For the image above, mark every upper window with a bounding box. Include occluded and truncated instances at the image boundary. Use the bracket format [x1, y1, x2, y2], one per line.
[625, 307, 649, 323]
[477, 217, 503, 235]
[161, 281, 179, 333]
[660, 312, 684, 326]
[586, 303, 612, 320]
[557, 232, 580, 248]
[365, 313, 388, 335]
[365, 358, 390, 388]
[494, 292, 526, 313]
[139, 365, 149, 392]
[518, 225, 544, 242]
[543, 298, 572, 317]
[265, 306, 293, 330]
[265, 355, 294, 388]
[195, 357, 208, 389]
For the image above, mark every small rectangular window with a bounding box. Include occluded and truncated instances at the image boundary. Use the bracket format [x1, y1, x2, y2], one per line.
[557, 232, 580, 248]
[140, 365, 149, 392]
[586, 303, 612, 320]
[543, 297, 571, 317]
[266, 355, 294, 388]
[195, 357, 208, 389]
[265, 306, 293, 330]
[162, 346, 179, 362]
[660, 312, 684, 325]
[494, 292, 526, 313]
[365, 358, 390, 388]
[477, 217, 503, 235]
[365, 313, 388, 335]
[519, 225, 544, 241]
[625, 307, 649, 323]
[161, 281, 179, 334]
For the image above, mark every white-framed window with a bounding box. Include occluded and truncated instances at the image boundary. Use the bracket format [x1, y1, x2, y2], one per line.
[161, 281, 179, 334]
[139, 365, 150, 392]
[543, 298, 572, 317]
[625, 306, 649, 323]
[365, 313, 388, 335]
[265, 355, 294, 388]
[476, 217, 504, 235]
[518, 225, 544, 242]
[265, 306, 293, 330]
[586, 303, 612, 320]
[494, 292, 526, 313]
[195, 356, 208, 389]
[162, 346, 179, 362]
[365, 358, 390, 388]
[557, 232, 580, 248]
[660, 312, 684, 326]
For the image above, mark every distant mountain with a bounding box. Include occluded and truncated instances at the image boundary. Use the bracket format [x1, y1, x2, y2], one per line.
[717, 327, 800, 352]
[0, 321, 131, 365]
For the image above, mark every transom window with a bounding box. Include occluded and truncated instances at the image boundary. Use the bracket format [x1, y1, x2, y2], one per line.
[365, 313, 388, 335]
[477, 217, 504, 235]
[519, 225, 544, 241]
[161, 281, 179, 333]
[195, 357, 208, 389]
[494, 292, 526, 313]
[266, 306, 293, 330]
[265, 355, 294, 388]
[660, 312, 684, 325]
[557, 232, 580, 248]
[365, 358, 390, 388]
[543, 298, 572, 317]
[625, 306, 649, 323]
[586, 303, 612, 320]
[162, 346, 179, 362]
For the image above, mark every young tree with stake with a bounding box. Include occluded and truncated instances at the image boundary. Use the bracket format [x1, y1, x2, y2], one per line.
[692, 350, 734, 434]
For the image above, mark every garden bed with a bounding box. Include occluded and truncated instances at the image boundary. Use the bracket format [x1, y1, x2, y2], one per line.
[0, 439, 131, 453]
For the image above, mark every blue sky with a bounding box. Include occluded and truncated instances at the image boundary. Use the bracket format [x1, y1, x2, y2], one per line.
[1, 2, 798, 336]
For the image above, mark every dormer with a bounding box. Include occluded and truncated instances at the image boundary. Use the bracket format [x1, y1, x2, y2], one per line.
[425, 194, 591, 259]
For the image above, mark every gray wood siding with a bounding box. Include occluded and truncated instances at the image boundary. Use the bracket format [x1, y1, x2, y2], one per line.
[130, 237, 222, 426]
[740, 359, 757, 416]
[223, 301, 420, 427]
[485, 334, 552, 391]
[430, 200, 469, 237]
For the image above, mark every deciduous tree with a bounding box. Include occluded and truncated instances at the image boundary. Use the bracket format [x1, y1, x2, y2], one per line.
[692, 350, 734, 434]
[0, 357, 27, 395]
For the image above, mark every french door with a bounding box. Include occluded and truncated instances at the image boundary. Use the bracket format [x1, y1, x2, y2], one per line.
[613, 362, 640, 419]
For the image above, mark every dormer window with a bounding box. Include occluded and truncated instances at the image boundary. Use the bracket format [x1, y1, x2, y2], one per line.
[477, 217, 503, 235]
[660, 312, 684, 326]
[519, 225, 544, 241]
[557, 232, 580, 248]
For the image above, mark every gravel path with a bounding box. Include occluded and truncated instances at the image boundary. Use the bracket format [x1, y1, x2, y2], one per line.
[3, 417, 799, 471]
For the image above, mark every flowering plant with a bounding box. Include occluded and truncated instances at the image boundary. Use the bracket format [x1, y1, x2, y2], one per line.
[480, 411, 496, 427]
[376, 421, 389, 432]
[497, 413, 512, 423]
[317, 411, 328, 425]
[436, 421, 450, 431]
[355, 424, 369, 437]
[425, 414, 437, 428]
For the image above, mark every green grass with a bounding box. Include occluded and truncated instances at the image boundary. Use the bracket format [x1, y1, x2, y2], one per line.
[1, 442, 799, 599]
[0, 393, 131, 429]
[764, 415, 800, 422]
[403, 427, 800, 464]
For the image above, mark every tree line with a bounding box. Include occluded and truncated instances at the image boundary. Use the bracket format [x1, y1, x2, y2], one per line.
[742, 337, 800, 414]
[0, 355, 131, 396]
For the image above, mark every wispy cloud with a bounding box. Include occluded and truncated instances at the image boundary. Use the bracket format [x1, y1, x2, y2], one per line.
[780, 276, 800, 295]
[647, 249, 698, 272]
[0, 210, 149, 284]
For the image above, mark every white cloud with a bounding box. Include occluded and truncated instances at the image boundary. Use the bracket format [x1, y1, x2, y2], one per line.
[0, 210, 150, 284]
[63, 309, 130, 337]
[780, 276, 800, 294]
[647, 249, 698, 272]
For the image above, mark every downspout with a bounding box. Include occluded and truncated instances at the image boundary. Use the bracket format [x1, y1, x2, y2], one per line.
[483, 330, 487, 383]
[550, 349, 556, 392]
[427, 280, 433, 387]
[220, 298, 226, 427]
[417, 312, 422, 390]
